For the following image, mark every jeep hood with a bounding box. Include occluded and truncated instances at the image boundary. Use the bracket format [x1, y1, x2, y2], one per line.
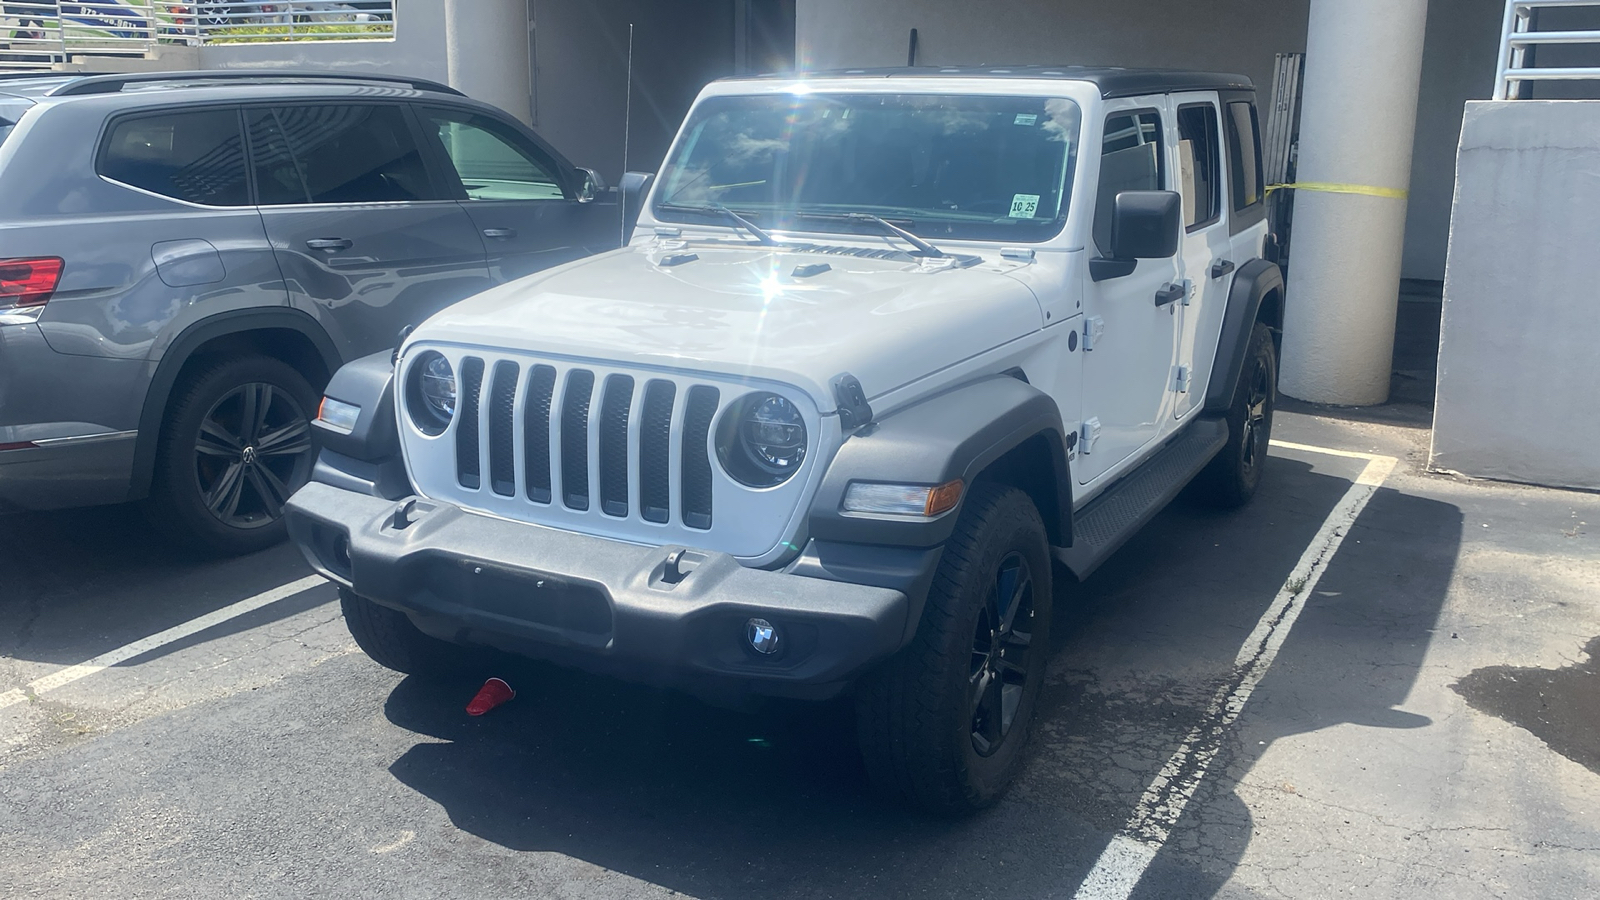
[412, 244, 1043, 411]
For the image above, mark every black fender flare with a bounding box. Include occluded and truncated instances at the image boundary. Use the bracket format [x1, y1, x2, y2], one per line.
[806, 375, 1074, 550]
[1203, 258, 1284, 414]
[128, 308, 343, 501]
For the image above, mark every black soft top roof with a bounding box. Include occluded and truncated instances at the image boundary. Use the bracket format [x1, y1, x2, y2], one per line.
[728, 66, 1254, 99]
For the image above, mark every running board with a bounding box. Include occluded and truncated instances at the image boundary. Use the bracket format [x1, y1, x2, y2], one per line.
[1055, 417, 1229, 580]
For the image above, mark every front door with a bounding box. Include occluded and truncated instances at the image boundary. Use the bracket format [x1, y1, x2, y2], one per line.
[416, 105, 620, 284]
[1170, 94, 1233, 421]
[1077, 103, 1184, 485]
[247, 103, 493, 361]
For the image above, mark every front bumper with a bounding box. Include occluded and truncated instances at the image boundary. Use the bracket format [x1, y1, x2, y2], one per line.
[285, 481, 911, 699]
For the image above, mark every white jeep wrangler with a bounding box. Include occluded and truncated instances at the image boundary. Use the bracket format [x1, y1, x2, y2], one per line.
[286, 66, 1284, 814]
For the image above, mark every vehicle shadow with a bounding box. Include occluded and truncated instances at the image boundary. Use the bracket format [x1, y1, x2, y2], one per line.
[0, 503, 324, 667]
[380, 454, 1462, 899]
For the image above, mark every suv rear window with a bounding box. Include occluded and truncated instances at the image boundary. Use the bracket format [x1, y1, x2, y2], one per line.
[248, 105, 436, 205]
[100, 109, 250, 206]
[0, 99, 32, 148]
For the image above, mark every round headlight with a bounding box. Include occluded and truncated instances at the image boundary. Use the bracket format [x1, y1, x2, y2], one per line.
[717, 392, 807, 487]
[406, 351, 456, 435]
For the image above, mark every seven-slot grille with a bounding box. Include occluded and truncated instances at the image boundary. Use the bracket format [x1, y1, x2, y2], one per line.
[449, 356, 721, 530]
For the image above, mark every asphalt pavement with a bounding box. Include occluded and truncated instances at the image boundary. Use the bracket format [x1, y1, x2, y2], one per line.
[2, 406, 1597, 899]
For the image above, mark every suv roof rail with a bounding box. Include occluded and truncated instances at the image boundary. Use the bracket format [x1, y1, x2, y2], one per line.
[47, 70, 465, 98]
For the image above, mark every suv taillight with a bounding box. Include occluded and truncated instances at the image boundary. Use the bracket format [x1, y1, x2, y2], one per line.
[0, 258, 63, 310]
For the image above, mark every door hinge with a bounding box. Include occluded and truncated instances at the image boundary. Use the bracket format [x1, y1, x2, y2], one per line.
[1180, 279, 1194, 307]
[1080, 418, 1103, 455]
[1172, 365, 1192, 393]
[1083, 316, 1106, 351]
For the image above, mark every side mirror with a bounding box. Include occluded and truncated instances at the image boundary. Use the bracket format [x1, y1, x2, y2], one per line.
[619, 170, 656, 244]
[1091, 190, 1182, 281]
[576, 167, 606, 203]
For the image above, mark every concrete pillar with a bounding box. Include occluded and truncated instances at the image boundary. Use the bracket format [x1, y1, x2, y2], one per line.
[1280, 0, 1430, 406]
[444, 0, 532, 125]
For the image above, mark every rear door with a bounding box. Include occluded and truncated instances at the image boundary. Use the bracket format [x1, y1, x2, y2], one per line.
[414, 104, 619, 284]
[247, 103, 492, 361]
[1170, 93, 1232, 421]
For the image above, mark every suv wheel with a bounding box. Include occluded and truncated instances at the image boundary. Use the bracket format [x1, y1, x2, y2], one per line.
[340, 588, 461, 676]
[855, 483, 1053, 815]
[1191, 322, 1277, 508]
[145, 354, 318, 556]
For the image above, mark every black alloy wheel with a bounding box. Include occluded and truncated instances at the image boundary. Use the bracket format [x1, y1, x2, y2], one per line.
[194, 382, 313, 529]
[1190, 321, 1277, 508]
[856, 483, 1053, 814]
[968, 550, 1037, 757]
[146, 354, 321, 557]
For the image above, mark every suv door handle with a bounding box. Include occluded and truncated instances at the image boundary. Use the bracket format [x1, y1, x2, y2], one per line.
[1211, 259, 1235, 279]
[1154, 283, 1186, 307]
[481, 227, 518, 240]
[305, 238, 352, 252]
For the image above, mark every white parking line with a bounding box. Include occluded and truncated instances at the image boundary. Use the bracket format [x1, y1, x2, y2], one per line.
[1071, 443, 1399, 900]
[0, 574, 327, 713]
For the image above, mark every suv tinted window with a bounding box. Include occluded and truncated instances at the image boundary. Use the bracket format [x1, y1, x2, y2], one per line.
[0, 99, 30, 148]
[1225, 101, 1264, 210]
[422, 109, 566, 201]
[1094, 110, 1164, 255]
[99, 108, 249, 206]
[1177, 103, 1221, 230]
[248, 105, 435, 205]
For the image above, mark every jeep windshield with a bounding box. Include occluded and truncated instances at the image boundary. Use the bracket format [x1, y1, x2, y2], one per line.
[653, 92, 1082, 244]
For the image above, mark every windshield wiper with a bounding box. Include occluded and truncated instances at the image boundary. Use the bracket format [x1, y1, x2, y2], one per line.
[792, 211, 946, 259]
[655, 202, 779, 246]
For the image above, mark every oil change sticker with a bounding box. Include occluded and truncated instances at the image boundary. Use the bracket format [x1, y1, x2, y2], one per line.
[1014, 113, 1038, 126]
[1009, 193, 1041, 218]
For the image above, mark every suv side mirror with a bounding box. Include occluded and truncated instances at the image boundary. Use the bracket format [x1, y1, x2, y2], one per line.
[619, 171, 656, 244]
[576, 167, 606, 203]
[1091, 190, 1182, 281]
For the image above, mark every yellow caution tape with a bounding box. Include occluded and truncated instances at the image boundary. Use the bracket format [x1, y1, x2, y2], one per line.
[1266, 182, 1409, 199]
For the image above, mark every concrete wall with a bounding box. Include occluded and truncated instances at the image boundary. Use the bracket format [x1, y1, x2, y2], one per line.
[531, 0, 738, 181]
[794, 0, 1506, 282]
[1430, 101, 1600, 491]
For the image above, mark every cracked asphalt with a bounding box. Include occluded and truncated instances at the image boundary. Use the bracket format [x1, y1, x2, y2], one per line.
[2, 404, 1597, 899]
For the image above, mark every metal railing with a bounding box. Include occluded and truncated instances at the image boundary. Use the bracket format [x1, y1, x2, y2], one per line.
[1, 1, 394, 70]
[1495, 0, 1600, 98]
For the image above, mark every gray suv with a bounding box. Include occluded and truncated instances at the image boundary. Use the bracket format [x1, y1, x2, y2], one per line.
[0, 70, 619, 554]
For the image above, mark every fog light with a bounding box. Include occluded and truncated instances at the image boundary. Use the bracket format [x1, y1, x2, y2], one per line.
[746, 618, 780, 655]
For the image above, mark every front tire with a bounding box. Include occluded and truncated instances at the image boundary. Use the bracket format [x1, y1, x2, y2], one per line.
[144, 354, 319, 556]
[340, 588, 461, 676]
[855, 483, 1053, 815]
[1191, 322, 1277, 508]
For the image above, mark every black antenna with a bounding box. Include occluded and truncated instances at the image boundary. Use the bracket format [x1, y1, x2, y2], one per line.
[621, 22, 634, 249]
[907, 28, 919, 66]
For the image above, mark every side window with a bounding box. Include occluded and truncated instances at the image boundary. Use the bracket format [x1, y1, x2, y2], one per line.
[421, 108, 567, 201]
[1094, 110, 1164, 256]
[1225, 101, 1264, 211]
[246, 105, 436, 205]
[99, 108, 249, 206]
[1176, 104, 1222, 230]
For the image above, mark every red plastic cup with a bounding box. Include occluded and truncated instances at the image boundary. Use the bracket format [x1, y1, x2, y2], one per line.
[465, 677, 515, 716]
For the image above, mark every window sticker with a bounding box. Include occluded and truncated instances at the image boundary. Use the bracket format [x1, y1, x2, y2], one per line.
[1014, 113, 1039, 126]
[1009, 193, 1041, 218]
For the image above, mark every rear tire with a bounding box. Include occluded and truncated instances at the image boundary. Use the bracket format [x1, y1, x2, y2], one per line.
[340, 588, 461, 676]
[1190, 322, 1276, 509]
[144, 354, 319, 557]
[855, 483, 1053, 815]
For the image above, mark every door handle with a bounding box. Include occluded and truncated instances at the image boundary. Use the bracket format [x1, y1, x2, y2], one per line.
[482, 228, 518, 240]
[305, 238, 352, 252]
[1154, 283, 1186, 307]
[1210, 258, 1236, 279]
